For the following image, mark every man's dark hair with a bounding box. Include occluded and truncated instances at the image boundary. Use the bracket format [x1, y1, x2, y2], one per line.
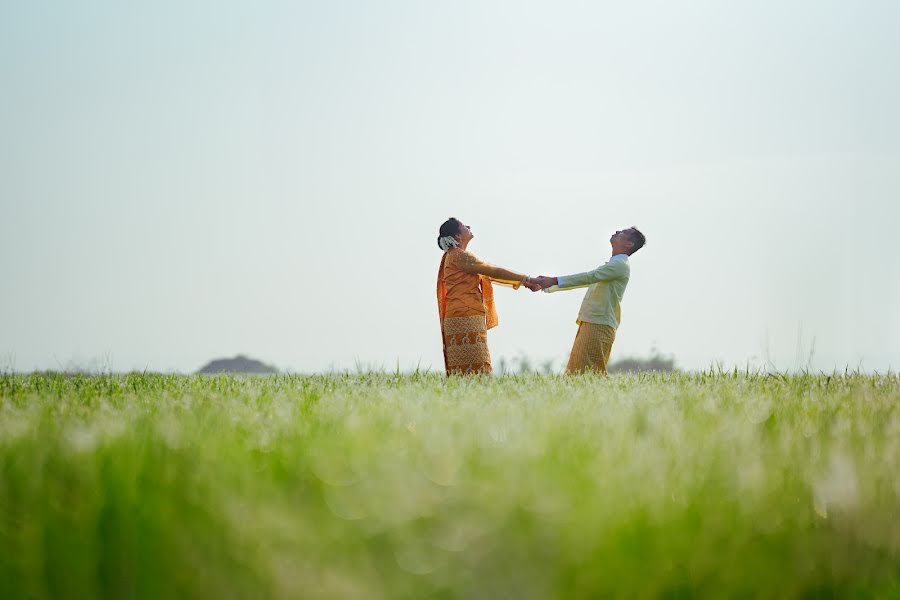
[627, 227, 646, 255]
[437, 218, 463, 249]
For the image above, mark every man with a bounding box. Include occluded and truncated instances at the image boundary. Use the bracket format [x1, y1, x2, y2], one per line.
[533, 227, 646, 375]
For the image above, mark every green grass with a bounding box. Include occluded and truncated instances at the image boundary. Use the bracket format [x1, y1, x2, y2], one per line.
[1, 372, 899, 598]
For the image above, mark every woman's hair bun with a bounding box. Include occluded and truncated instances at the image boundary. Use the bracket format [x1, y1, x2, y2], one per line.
[437, 218, 462, 250]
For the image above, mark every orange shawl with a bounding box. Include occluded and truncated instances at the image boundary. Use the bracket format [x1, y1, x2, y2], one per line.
[437, 252, 498, 328]
[437, 253, 499, 370]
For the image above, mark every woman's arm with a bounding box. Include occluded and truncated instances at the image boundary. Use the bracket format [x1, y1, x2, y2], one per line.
[456, 251, 528, 289]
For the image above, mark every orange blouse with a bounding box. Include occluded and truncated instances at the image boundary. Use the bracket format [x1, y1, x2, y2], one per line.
[436, 248, 528, 330]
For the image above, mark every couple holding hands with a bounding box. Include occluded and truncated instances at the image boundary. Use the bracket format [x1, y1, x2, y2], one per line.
[436, 218, 645, 376]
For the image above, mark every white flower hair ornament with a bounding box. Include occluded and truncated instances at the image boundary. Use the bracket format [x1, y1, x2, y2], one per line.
[438, 236, 460, 252]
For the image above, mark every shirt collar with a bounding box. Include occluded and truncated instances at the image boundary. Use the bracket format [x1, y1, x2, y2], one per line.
[610, 253, 629, 262]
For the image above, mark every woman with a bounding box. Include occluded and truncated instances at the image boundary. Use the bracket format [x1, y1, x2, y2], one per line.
[436, 218, 539, 375]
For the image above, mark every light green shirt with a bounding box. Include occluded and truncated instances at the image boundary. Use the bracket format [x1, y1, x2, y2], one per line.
[545, 254, 630, 329]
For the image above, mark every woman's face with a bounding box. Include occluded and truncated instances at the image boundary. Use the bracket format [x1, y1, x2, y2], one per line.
[456, 222, 474, 244]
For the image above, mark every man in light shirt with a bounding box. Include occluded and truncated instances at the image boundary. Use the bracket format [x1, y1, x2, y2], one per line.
[532, 227, 646, 375]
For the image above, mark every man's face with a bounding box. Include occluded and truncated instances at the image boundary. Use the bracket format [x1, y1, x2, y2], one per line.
[610, 228, 628, 243]
[610, 228, 635, 252]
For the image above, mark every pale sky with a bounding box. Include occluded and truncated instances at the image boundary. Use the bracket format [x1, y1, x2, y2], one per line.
[2, 1, 899, 373]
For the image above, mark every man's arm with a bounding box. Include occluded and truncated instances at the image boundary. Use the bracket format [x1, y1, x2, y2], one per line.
[536, 260, 628, 293]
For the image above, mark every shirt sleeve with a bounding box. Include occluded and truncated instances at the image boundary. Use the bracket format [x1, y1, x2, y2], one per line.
[555, 260, 627, 290]
[456, 251, 527, 289]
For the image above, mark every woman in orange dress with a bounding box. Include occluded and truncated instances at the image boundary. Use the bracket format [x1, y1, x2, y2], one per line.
[436, 218, 539, 375]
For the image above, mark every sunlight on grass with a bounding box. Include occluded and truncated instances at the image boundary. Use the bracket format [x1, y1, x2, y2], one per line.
[1, 372, 899, 597]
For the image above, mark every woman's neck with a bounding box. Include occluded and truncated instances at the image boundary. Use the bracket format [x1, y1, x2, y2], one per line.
[458, 239, 469, 251]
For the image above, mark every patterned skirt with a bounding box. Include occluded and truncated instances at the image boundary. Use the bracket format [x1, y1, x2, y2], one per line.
[442, 315, 492, 375]
[565, 322, 617, 375]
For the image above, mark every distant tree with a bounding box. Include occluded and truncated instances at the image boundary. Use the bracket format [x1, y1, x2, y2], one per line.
[608, 353, 676, 373]
[497, 351, 678, 375]
[514, 353, 533, 374]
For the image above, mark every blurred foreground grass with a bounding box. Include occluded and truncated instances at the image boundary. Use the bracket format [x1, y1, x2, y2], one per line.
[1, 372, 899, 598]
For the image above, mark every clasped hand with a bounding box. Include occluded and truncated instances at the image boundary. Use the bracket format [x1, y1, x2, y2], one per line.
[524, 275, 557, 292]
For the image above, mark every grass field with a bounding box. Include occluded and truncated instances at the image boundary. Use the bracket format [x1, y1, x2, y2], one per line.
[1, 372, 899, 598]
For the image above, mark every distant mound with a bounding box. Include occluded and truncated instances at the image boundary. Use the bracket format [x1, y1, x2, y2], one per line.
[197, 355, 278, 374]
